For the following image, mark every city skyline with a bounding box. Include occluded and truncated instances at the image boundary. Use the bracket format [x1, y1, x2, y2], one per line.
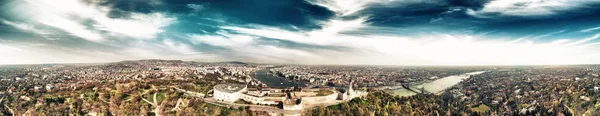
[2, 0, 600, 65]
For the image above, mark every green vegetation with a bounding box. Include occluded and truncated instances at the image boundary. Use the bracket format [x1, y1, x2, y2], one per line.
[0, 80, 268, 116]
[155, 92, 165, 103]
[235, 99, 253, 104]
[306, 91, 479, 116]
[179, 83, 214, 94]
[471, 104, 490, 113]
[43, 94, 68, 104]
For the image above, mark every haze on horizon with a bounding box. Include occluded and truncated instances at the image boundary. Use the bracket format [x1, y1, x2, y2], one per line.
[1, 0, 600, 65]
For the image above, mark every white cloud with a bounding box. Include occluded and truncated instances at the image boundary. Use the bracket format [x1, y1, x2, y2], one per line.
[93, 13, 175, 39]
[0, 19, 62, 40]
[0, 41, 221, 65]
[118, 40, 218, 61]
[221, 17, 369, 46]
[10, 0, 174, 41]
[187, 4, 204, 12]
[209, 16, 600, 65]
[0, 43, 123, 64]
[39, 16, 104, 42]
[188, 33, 333, 64]
[307, 0, 444, 16]
[3, 0, 600, 65]
[565, 34, 600, 46]
[0, 19, 48, 35]
[467, 0, 596, 18]
[161, 39, 199, 55]
[307, 0, 375, 16]
[581, 26, 600, 32]
[123, 40, 220, 61]
[189, 33, 256, 47]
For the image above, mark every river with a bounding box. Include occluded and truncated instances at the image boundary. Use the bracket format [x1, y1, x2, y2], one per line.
[253, 68, 304, 88]
[385, 71, 486, 97]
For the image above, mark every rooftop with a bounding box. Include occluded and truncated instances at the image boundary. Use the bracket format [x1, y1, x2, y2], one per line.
[214, 83, 246, 93]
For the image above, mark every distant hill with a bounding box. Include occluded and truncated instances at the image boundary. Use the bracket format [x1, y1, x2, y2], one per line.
[218, 61, 247, 65]
[109, 59, 253, 67]
[3, 60, 249, 71]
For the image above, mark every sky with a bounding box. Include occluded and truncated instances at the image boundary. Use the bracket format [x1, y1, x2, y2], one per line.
[1, 0, 600, 65]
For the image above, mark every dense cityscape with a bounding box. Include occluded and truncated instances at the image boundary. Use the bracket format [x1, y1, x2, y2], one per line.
[0, 60, 598, 115]
[3, 0, 600, 115]
[269, 66, 483, 88]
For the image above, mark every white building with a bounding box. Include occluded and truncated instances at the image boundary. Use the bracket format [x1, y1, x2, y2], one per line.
[212, 82, 367, 110]
[213, 83, 247, 102]
[213, 83, 280, 105]
[240, 94, 279, 105]
[246, 88, 270, 97]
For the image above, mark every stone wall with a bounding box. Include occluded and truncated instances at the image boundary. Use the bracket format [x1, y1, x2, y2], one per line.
[301, 91, 339, 105]
[283, 104, 303, 110]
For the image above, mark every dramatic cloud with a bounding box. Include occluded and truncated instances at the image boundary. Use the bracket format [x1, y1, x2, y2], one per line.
[187, 4, 204, 12]
[581, 26, 600, 33]
[467, 0, 600, 18]
[4, 0, 174, 41]
[0, 19, 49, 35]
[93, 13, 175, 39]
[307, 0, 379, 16]
[1, 0, 600, 65]
[212, 19, 600, 65]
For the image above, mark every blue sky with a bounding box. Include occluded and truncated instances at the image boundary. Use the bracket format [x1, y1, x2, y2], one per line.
[1, 0, 600, 65]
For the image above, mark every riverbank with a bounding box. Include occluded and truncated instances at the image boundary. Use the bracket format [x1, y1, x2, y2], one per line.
[385, 71, 486, 96]
[253, 68, 302, 88]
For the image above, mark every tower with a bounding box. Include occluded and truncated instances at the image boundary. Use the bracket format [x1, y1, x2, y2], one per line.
[347, 79, 354, 96]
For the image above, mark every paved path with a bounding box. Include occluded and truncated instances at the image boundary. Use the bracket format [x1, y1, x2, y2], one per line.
[203, 98, 303, 116]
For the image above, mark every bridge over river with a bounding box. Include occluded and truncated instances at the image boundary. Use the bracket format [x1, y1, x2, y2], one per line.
[253, 68, 306, 88]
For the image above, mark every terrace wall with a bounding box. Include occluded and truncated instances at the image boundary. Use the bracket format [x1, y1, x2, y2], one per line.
[301, 91, 339, 105]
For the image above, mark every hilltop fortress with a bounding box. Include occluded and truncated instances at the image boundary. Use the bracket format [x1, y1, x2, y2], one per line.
[212, 80, 367, 110]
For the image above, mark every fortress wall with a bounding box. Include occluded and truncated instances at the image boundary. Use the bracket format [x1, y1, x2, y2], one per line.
[301, 91, 339, 105]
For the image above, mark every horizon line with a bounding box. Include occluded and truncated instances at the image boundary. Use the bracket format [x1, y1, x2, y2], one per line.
[1, 59, 600, 67]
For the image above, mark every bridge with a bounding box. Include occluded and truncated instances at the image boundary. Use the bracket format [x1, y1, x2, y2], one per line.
[401, 83, 431, 94]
